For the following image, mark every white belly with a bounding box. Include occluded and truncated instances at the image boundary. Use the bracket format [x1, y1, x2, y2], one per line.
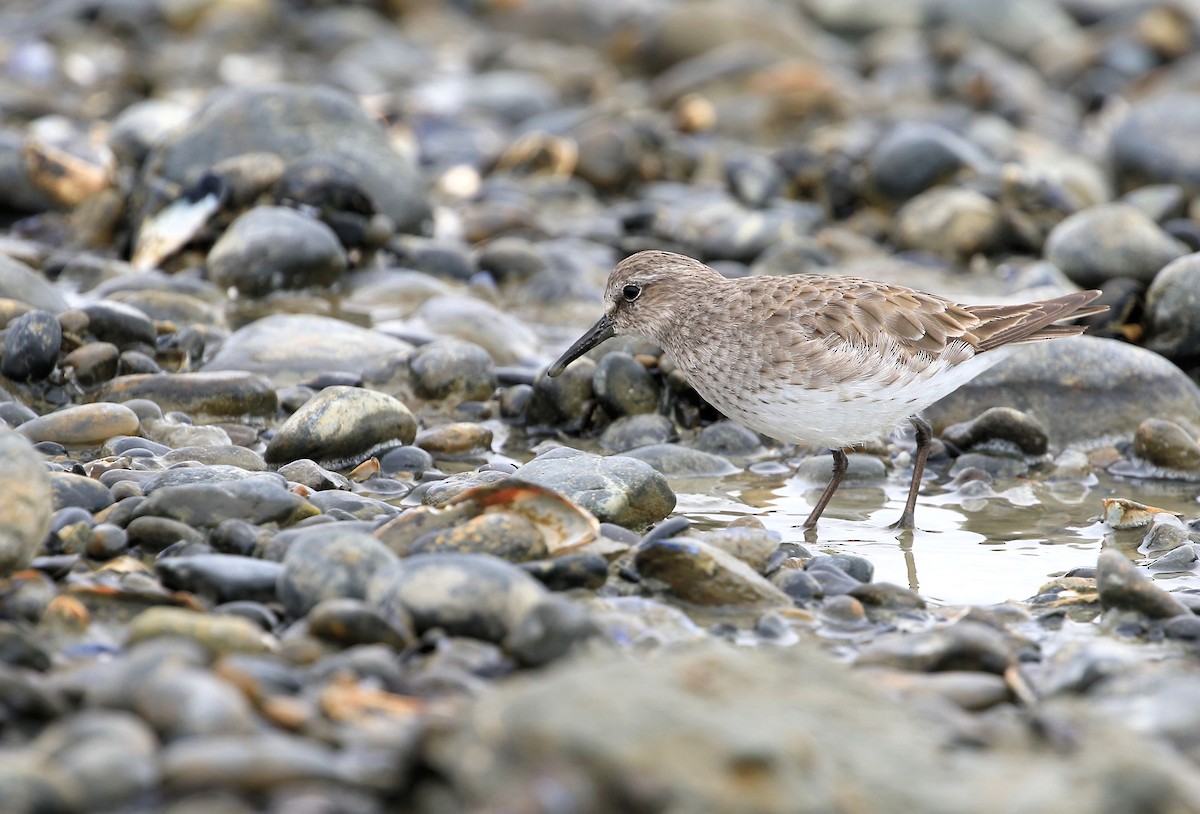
[689, 348, 1010, 448]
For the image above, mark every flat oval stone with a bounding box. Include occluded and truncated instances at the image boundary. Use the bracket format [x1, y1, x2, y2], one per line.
[156, 554, 284, 604]
[132, 479, 306, 528]
[621, 443, 739, 478]
[160, 445, 267, 471]
[62, 341, 120, 386]
[203, 314, 412, 387]
[265, 385, 417, 470]
[414, 422, 493, 457]
[0, 432, 52, 575]
[160, 732, 340, 792]
[634, 537, 790, 607]
[80, 301, 157, 349]
[126, 607, 277, 654]
[17, 403, 140, 446]
[93, 371, 277, 420]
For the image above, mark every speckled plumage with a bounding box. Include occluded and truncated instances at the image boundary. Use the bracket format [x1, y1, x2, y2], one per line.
[548, 250, 1105, 528]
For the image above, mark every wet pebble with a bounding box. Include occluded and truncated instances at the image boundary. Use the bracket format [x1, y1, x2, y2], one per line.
[600, 413, 675, 453]
[526, 361, 595, 427]
[61, 341, 119, 386]
[161, 732, 341, 792]
[366, 552, 548, 643]
[156, 554, 283, 604]
[1044, 203, 1187, 286]
[277, 528, 399, 618]
[893, 187, 1002, 257]
[17, 403, 140, 446]
[307, 598, 414, 649]
[1, 309, 61, 381]
[203, 314, 411, 385]
[516, 447, 675, 527]
[693, 420, 765, 457]
[1132, 418, 1200, 473]
[855, 621, 1017, 674]
[127, 607, 277, 654]
[414, 423, 493, 458]
[1139, 515, 1191, 556]
[1111, 93, 1200, 192]
[519, 553, 609, 591]
[265, 386, 416, 470]
[1144, 252, 1200, 367]
[379, 445, 433, 477]
[941, 406, 1048, 456]
[926, 337, 1200, 447]
[162, 445, 266, 471]
[867, 121, 991, 203]
[277, 459, 350, 491]
[0, 255, 68, 312]
[410, 512, 548, 562]
[133, 479, 306, 528]
[622, 443, 738, 478]
[48, 472, 112, 513]
[0, 434, 52, 575]
[79, 301, 156, 349]
[634, 536, 790, 607]
[1096, 549, 1190, 619]
[408, 338, 497, 402]
[126, 516, 206, 553]
[95, 372, 277, 421]
[1147, 544, 1200, 573]
[593, 351, 659, 416]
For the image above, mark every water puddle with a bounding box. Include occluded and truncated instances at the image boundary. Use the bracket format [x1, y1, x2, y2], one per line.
[677, 469, 1200, 607]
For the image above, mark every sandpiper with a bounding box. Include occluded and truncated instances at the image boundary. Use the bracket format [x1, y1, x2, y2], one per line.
[547, 250, 1106, 529]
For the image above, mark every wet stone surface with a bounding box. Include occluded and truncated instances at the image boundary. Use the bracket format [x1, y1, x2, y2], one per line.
[4, 1, 1200, 811]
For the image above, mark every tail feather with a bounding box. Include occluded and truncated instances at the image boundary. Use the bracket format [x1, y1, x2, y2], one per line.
[965, 290, 1106, 352]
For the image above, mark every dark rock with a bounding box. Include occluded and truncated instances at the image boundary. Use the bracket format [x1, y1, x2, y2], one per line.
[1, 310, 60, 381]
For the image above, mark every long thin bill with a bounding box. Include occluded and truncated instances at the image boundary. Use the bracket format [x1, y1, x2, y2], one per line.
[546, 314, 616, 377]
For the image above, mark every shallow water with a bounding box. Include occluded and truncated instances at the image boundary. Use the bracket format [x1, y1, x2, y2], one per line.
[678, 469, 1200, 606]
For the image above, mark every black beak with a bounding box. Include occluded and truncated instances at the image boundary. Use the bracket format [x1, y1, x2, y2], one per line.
[546, 314, 615, 377]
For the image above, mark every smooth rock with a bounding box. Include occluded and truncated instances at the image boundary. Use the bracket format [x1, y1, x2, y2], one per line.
[941, 406, 1049, 456]
[94, 372, 277, 420]
[0, 434, 53, 575]
[17, 403, 140, 446]
[156, 554, 284, 604]
[132, 479, 306, 527]
[408, 338, 497, 402]
[1096, 549, 1190, 618]
[207, 206, 347, 295]
[366, 552, 547, 643]
[277, 528, 399, 618]
[635, 537, 790, 607]
[926, 337, 1200, 447]
[621, 443, 738, 478]
[1044, 203, 1187, 286]
[266, 385, 416, 469]
[600, 413, 675, 453]
[1144, 252, 1200, 367]
[1132, 418, 1200, 472]
[204, 314, 411, 386]
[1, 310, 60, 381]
[516, 447, 675, 528]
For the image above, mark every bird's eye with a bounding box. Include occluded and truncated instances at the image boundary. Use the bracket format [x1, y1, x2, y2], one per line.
[622, 284, 641, 303]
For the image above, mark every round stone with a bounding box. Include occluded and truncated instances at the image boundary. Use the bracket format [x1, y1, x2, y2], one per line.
[265, 386, 417, 469]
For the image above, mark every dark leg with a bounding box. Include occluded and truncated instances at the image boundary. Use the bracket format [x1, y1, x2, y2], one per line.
[802, 449, 849, 529]
[892, 416, 932, 530]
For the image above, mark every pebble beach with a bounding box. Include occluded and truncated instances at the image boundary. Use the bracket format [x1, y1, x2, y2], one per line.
[5, 0, 1200, 811]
